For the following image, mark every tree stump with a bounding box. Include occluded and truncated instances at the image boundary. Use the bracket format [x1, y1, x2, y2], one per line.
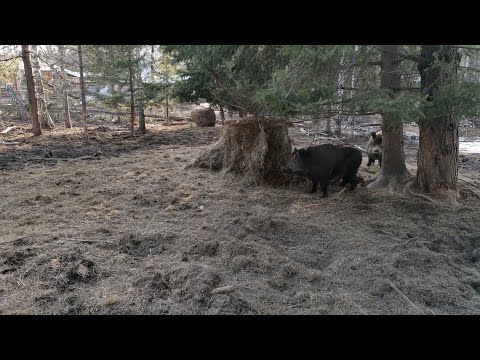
[191, 108, 216, 127]
[192, 117, 292, 184]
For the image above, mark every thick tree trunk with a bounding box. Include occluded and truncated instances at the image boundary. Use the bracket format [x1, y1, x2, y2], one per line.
[138, 104, 146, 133]
[325, 118, 332, 133]
[31, 45, 55, 129]
[59, 45, 71, 128]
[128, 49, 135, 136]
[417, 45, 459, 196]
[368, 45, 410, 190]
[78, 45, 88, 140]
[21, 45, 42, 136]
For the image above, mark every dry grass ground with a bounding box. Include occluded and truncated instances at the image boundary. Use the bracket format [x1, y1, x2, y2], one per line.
[1, 120, 480, 315]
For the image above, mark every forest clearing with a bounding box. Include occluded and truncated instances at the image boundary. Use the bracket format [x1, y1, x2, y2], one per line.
[1, 116, 479, 315]
[1, 45, 480, 315]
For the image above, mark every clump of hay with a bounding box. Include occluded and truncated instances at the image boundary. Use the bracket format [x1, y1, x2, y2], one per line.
[191, 109, 216, 127]
[192, 117, 292, 184]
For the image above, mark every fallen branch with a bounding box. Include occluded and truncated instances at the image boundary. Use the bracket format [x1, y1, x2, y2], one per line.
[1, 126, 16, 134]
[387, 280, 425, 315]
[322, 188, 347, 206]
[313, 136, 336, 141]
[0, 141, 21, 145]
[359, 123, 382, 127]
[321, 239, 335, 251]
[59, 238, 114, 243]
[27, 155, 100, 162]
[447, 262, 473, 276]
[426, 308, 436, 315]
[331, 188, 346, 199]
[210, 285, 235, 295]
[69, 108, 167, 120]
[0, 237, 26, 246]
[377, 229, 394, 236]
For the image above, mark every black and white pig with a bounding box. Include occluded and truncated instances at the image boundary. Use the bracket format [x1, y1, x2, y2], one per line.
[366, 130, 383, 167]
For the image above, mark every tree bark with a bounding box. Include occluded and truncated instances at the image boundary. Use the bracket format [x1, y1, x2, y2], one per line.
[417, 45, 459, 196]
[128, 48, 135, 136]
[78, 45, 88, 140]
[59, 45, 71, 128]
[21, 45, 42, 136]
[347, 45, 359, 139]
[334, 52, 345, 137]
[31, 45, 55, 129]
[219, 105, 225, 124]
[368, 45, 410, 190]
[136, 47, 146, 134]
[138, 105, 146, 133]
[165, 95, 169, 122]
[325, 118, 332, 134]
[150, 45, 155, 81]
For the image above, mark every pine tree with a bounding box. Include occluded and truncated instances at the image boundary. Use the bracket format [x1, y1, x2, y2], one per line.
[21, 45, 41, 136]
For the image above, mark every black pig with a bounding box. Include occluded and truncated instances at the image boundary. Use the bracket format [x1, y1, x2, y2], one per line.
[281, 143, 362, 197]
[366, 130, 383, 167]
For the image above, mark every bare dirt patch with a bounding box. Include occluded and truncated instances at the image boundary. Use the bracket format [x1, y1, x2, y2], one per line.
[1, 121, 480, 314]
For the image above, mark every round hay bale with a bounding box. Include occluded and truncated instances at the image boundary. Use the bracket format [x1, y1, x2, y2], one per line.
[192, 117, 292, 184]
[191, 109, 216, 127]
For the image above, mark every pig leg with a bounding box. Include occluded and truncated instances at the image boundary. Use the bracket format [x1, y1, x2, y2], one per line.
[367, 156, 373, 166]
[309, 179, 318, 193]
[340, 173, 350, 186]
[348, 175, 358, 190]
[378, 156, 382, 167]
[319, 178, 329, 197]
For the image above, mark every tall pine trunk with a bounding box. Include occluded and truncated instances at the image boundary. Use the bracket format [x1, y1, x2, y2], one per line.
[59, 45, 71, 128]
[21, 45, 42, 136]
[325, 118, 332, 134]
[128, 48, 135, 136]
[368, 45, 410, 190]
[165, 95, 169, 122]
[137, 48, 146, 134]
[31, 45, 55, 129]
[78, 45, 88, 140]
[219, 105, 225, 124]
[334, 52, 345, 137]
[347, 45, 359, 139]
[150, 45, 155, 80]
[417, 45, 459, 196]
